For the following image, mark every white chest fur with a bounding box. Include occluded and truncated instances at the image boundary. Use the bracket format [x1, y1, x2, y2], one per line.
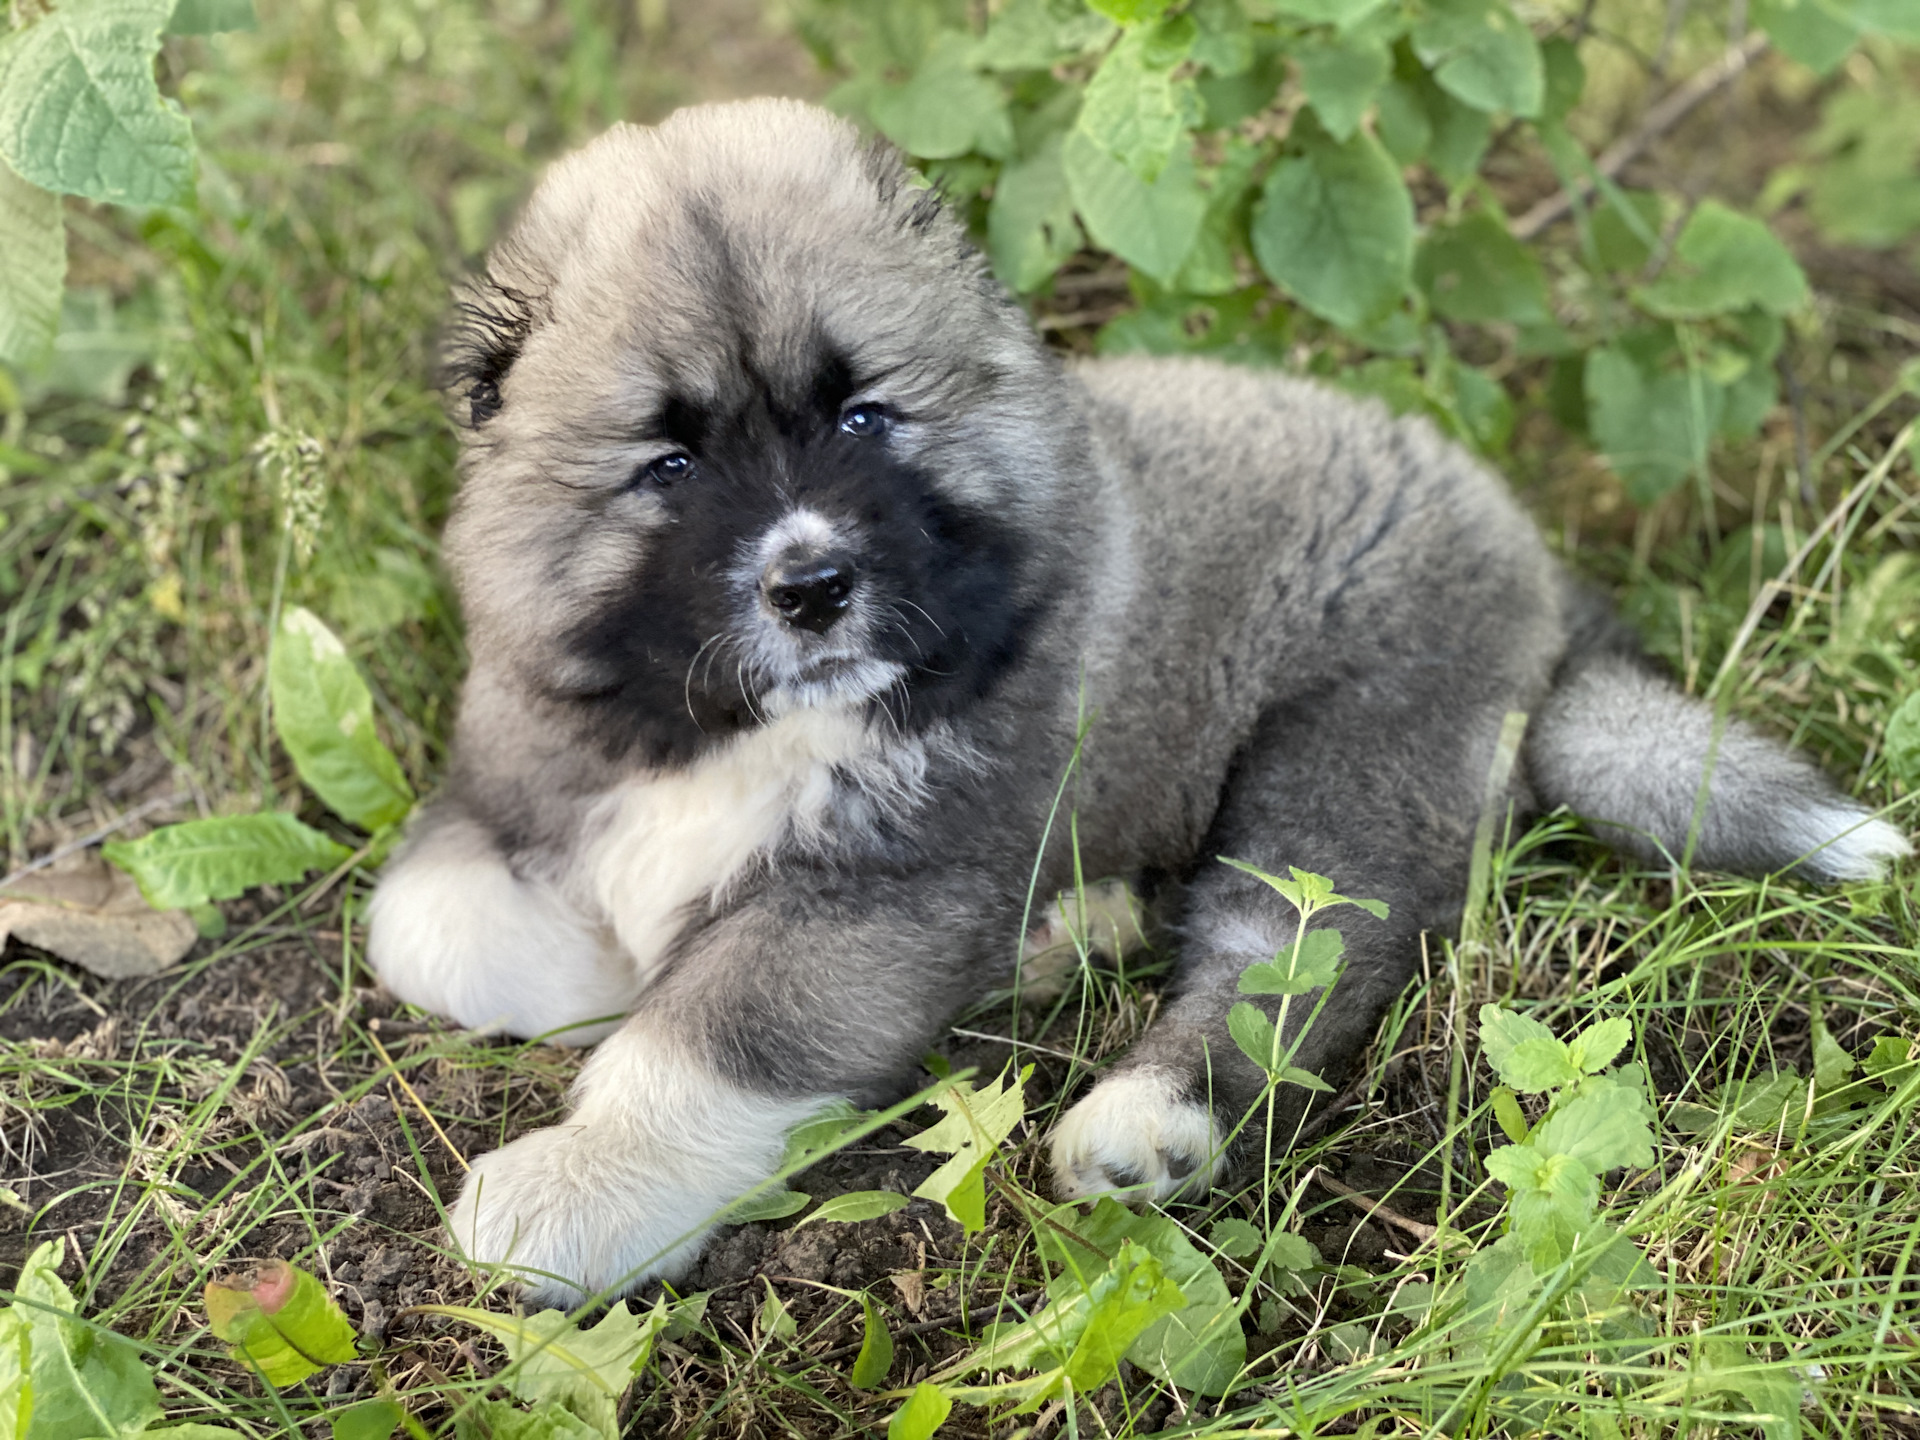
[578, 707, 918, 988]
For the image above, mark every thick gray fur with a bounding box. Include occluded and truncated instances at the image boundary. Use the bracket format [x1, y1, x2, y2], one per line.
[366, 99, 1910, 1301]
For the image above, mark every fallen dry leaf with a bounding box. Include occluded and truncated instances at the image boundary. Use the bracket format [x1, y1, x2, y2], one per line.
[0, 853, 197, 978]
[890, 1270, 927, 1317]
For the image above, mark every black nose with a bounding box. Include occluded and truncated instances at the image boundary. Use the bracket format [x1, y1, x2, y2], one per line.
[763, 554, 856, 634]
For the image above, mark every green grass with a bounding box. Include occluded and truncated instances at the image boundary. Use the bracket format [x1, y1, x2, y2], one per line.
[3, 1, 1919, 1436]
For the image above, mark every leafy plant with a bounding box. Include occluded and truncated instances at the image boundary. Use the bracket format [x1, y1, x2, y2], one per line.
[0, 0, 256, 370]
[104, 606, 411, 914]
[204, 1258, 359, 1389]
[790, 0, 1917, 501]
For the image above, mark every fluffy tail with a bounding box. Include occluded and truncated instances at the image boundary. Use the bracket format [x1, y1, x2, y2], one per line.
[1528, 653, 1912, 883]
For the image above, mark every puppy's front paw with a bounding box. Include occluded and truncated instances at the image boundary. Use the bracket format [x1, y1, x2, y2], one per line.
[449, 1125, 713, 1306]
[1050, 1068, 1224, 1205]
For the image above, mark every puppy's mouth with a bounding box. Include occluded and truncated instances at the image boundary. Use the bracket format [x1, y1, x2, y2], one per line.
[762, 653, 906, 716]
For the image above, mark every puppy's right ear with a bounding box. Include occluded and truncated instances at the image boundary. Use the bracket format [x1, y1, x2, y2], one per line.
[439, 266, 538, 430]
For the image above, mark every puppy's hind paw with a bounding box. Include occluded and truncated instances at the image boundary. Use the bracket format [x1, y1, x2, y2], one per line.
[1050, 1068, 1224, 1205]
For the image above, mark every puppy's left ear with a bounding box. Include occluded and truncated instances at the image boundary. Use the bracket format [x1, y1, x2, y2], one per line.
[439, 257, 540, 430]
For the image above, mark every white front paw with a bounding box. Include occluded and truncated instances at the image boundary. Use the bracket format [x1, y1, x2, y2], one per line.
[1050, 1068, 1224, 1205]
[450, 1124, 715, 1306]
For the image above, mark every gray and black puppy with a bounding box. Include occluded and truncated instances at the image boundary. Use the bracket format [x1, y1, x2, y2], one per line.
[367, 98, 1909, 1304]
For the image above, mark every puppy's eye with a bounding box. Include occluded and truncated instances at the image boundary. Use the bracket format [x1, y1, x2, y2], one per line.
[839, 405, 891, 439]
[641, 452, 693, 486]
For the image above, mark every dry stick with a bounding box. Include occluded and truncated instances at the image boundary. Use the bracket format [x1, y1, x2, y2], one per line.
[1511, 32, 1770, 242]
[1310, 1166, 1439, 1244]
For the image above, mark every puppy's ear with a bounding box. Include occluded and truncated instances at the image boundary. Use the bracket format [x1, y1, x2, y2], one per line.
[439, 264, 538, 430]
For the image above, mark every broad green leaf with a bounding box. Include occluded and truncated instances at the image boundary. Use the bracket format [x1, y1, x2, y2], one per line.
[166, 0, 256, 32]
[1804, 87, 1920, 249]
[987, 135, 1083, 294]
[0, 1239, 162, 1438]
[1754, 0, 1860, 72]
[1854, 0, 1920, 42]
[1532, 1081, 1655, 1172]
[1694, 1339, 1804, 1440]
[1501, 1037, 1579, 1090]
[1063, 126, 1206, 285]
[1415, 211, 1551, 324]
[1812, 1019, 1857, 1091]
[1539, 35, 1585, 121]
[272, 607, 415, 832]
[1266, 1231, 1321, 1272]
[1719, 1071, 1812, 1131]
[1228, 1000, 1278, 1071]
[1584, 344, 1721, 503]
[1636, 201, 1810, 318]
[1566, 1016, 1632, 1074]
[0, 159, 65, 369]
[906, 1068, 1028, 1233]
[1088, 0, 1172, 20]
[204, 1260, 358, 1389]
[1077, 23, 1200, 182]
[331, 1397, 406, 1440]
[1173, 138, 1262, 296]
[1864, 1036, 1916, 1080]
[976, 0, 1116, 70]
[797, 1190, 911, 1227]
[1209, 1216, 1262, 1259]
[1252, 122, 1413, 330]
[1238, 927, 1345, 994]
[1195, 41, 1287, 126]
[1298, 34, 1390, 141]
[18, 284, 155, 405]
[723, 1187, 811, 1222]
[1478, 1004, 1556, 1078]
[868, 34, 1012, 161]
[452, 1398, 600, 1440]
[0, 0, 195, 206]
[850, 1297, 894, 1390]
[887, 1383, 953, 1440]
[1885, 692, 1920, 788]
[1413, 0, 1542, 116]
[1589, 189, 1664, 273]
[1484, 1143, 1599, 1267]
[1492, 1086, 1529, 1143]
[1216, 857, 1389, 919]
[1039, 1198, 1246, 1395]
[104, 812, 354, 910]
[414, 1301, 664, 1432]
[1279, 1064, 1335, 1093]
[1063, 1242, 1184, 1392]
[780, 1099, 863, 1168]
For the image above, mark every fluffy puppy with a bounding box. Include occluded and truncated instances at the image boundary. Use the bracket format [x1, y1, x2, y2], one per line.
[367, 98, 1909, 1304]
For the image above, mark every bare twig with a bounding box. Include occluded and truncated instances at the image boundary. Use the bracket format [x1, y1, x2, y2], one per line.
[1511, 32, 1770, 242]
[1311, 1166, 1439, 1244]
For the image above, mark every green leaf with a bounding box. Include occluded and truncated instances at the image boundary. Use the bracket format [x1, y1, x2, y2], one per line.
[1885, 692, 1920, 789]
[1062, 126, 1206, 285]
[868, 34, 1012, 161]
[0, 158, 65, 369]
[1297, 34, 1389, 142]
[1484, 1142, 1599, 1268]
[204, 1259, 358, 1389]
[759, 1280, 798, 1341]
[414, 1301, 665, 1432]
[905, 1068, 1028, 1234]
[1864, 1036, 1916, 1080]
[850, 1296, 894, 1390]
[1414, 210, 1551, 324]
[166, 0, 256, 33]
[1492, 1086, 1529, 1143]
[1228, 1000, 1278, 1071]
[1209, 1216, 1262, 1259]
[453, 1398, 601, 1440]
[887, 1383, 953, 1440]
[1216, 857, 1389, 919]
[1636, 201, 1810, 318]
[1539, 35, 1585, 121]
[1584, 344, 1720, 503]
[0, 0, 196, 206]
[104, 812, 354, 910]
[1278, 1064, 1335, 1093]
[1266, 1231, 1321, 1272]
[1812, 1019, 1856, 1092]
[987, 134, 1083, 293]
[1412, 0, 1543, 117]
[976, 0, 1116, 70]
[271, 607, 416, 832]
[1479, 1004, 1557, 1081]
[1088, 0, 1172, 20]
[1038, 1198, 1247, 1395]
[0, 1239, 162, 1438]
[724, 1187, 811, 1222]
[1175, 139, 1263, 296]
[331, 1398, 406, 1440]
[1589, 189, 1664, 273]
[1268, 0, 1392, 26]
[1077, 23, 1200, 183]
[1754, 0, 1861, 72]
[797, 1190, 911, 1227]
[1566, 1016, 1632, 1075]
[1532, 1079, 1655, 1172]
[1238, 928, 1345, 994]
[1251, 121, 1413, 331]
[1062, 1242, 1184, 1393]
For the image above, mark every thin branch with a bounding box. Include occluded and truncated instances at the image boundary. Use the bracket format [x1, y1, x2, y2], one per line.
[1511, 32, 1770, 242]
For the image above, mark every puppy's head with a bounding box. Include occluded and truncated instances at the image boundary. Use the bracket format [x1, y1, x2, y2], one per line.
[441, 100, 1072, 768]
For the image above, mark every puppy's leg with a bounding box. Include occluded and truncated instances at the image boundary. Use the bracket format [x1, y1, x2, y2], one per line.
[448, 867, 1016, 1303]
[367, 804, 638, 1044]
[1053, 698, 1488, 1203]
